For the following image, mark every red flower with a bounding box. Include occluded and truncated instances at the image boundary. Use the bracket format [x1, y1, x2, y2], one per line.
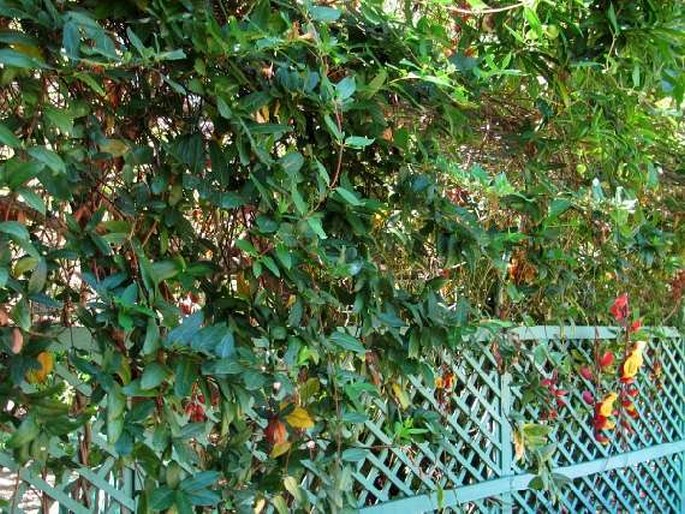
[594, 431, 610, 444]
[598, 351, 614, 368]
[579, 366, 593, 381]
[609, 293, 629, 322]
[582, 390, 594, 405]
[629, 319, 642, 333]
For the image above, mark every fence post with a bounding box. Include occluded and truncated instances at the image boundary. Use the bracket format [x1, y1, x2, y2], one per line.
[500, 364, 514, 514]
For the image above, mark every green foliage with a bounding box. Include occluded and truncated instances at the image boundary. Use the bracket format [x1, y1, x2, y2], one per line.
[0, 0, 682, 511]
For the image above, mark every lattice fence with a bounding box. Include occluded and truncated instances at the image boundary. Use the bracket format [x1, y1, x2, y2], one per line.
[356, 326, 684, 514]
[0, 326, 683, 513]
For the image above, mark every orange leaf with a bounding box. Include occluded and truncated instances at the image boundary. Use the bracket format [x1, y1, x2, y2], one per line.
[27, 352, 54, 383]
[265, 418, 288, 446]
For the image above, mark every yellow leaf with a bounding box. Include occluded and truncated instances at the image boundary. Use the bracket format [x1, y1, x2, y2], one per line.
[99, 139, 129, 157]
[621, 341, 646, 380]
[513, 430, 525, 461]
[254, 498, 266, 514]
[598, 392, 617, 417]
[391, 382, 410, 410]
[285, 406, 314, 429]
[236, 272, 250, 296]
[10, 43, 44, 61]
[270, 441, 291, 458]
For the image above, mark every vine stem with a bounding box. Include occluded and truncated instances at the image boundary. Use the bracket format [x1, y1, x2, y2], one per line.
[331, 107, 344, 189]
[445, 1, 527, 16]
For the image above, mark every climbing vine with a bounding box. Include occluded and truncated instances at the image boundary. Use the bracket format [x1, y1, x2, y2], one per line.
[0, 0, 683, 511]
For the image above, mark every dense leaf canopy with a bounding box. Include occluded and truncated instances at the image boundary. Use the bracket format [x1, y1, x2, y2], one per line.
[0, 0, 682, 511]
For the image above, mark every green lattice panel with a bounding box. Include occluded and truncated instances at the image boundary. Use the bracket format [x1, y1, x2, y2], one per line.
[353, 349, 507, 510]
[514, 453, 684, 514]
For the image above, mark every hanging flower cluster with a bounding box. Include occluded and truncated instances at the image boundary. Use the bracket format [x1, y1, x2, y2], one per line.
[581, 294, 648, 444]
[540, 371, 568, 421]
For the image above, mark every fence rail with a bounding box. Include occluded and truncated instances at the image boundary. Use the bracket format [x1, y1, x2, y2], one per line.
[0, 326, 682, 513]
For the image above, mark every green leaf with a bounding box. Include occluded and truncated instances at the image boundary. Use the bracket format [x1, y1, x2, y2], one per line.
[0, 221, 29, 241]
[323, 114, 343, 142]
[150, 260, 180, 285]
[150, 486, 175, 510]
[217, 97, 233, 118]
[306, 217, 327, 239]
[166, 311, 204, 347]
[179, 471, 220, 492]
[345, 136, 374, 149]
[236, 238, 258, 256]
[6, 159, 44, 189]
[185, 489, 221, 507]
[174, 358, 196, 397]
[335, 76, 356, 101]
[0, 124, 21, 148]
[279, 152, 304, 175]
[341, 448, 369, 462]
[363, 70, 387, 98]
[174, 490, 193, 514]
[17, 188, 46, 215]
[44, 106, 74, 134]
[272, 495, 289, 514]
[0, 49, 44, 69]
[335, 187, 362, 206]
[7, 415, 40, 448]
[548, 198, 572, 220]
[310, 6, 341, 22]
[126, 27, 147, 56]
[275, 245, 292, 269]
[214, 331, 235, 358]
[283, 476, 304, 503]
[12, 297, 31, 331]
[141, 362, 167, 390]
[465, 0, 489, 10]
[330, 331, 366, 355]
[28, 257, 47, 294]
[260, 255, 280, 277]
[27, 146, 65, 174]
[607, 3, 619, 34]
[142, 317, 160, 355]
[107, 387, 126, 444]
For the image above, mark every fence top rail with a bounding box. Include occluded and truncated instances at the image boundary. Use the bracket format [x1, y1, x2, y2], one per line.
[52, 325, 681, 350]
[507, 325, 681, 341]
